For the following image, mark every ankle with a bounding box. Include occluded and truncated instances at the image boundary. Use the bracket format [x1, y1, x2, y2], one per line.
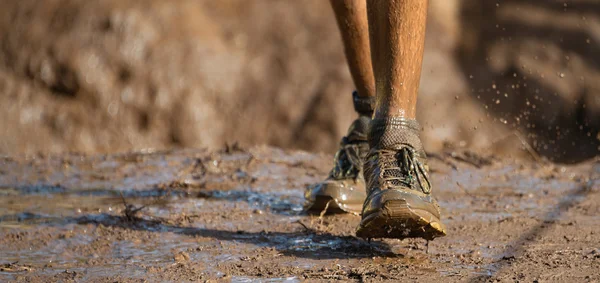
[368, 117, 423, 150]
[352, 91, 375, 117]
[346, 115, 371, 143]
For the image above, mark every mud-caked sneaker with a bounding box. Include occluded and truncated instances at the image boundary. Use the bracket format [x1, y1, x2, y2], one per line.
[304, 92, 374, 214]
[356, 117, 446, 240]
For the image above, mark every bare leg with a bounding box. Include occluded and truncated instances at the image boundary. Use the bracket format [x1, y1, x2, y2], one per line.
[304, 1, 375, 215]
[366, 0, 428, 119]
[330, 0, 375, 100]
[356, 0, 446, 240]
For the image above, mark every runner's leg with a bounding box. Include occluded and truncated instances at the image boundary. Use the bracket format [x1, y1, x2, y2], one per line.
[366, 0, 428, 119]
[330, 0, 375, 100]
[356, 0, 446, 240]
[303, 1, 376, 214]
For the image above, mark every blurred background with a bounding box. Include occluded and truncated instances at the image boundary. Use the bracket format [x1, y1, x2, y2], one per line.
[0, 0, 598, 163]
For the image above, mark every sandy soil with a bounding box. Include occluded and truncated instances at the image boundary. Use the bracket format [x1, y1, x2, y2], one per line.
[1, 147, 598, 282]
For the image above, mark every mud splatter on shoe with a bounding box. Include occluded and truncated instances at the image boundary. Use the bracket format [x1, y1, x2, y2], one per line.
[355, 117, 446, 240]
[304, 92, 373, 215]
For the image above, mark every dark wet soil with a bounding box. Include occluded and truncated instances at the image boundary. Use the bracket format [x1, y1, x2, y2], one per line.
[0, 147, 599, 282]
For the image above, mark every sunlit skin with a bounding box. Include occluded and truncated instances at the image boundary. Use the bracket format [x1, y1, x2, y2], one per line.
[329, 0, 376, 99]
[332, 0, 429, 120]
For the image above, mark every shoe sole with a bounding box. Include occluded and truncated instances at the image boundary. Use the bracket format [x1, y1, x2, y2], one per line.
[355, 199, 446, 240]
[306, 195, 362, 215]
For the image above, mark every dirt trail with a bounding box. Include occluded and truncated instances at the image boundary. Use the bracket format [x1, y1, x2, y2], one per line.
[0, 147, 598, 282]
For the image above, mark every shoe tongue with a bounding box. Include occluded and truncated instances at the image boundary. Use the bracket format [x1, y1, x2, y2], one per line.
[346, 115, 370, 143]
[368, 117, 423, 151]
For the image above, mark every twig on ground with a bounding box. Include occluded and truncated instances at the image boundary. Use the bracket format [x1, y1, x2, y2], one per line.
[456, 181, 476, 198]
[427, 152, 458, 171]
[120, 192, 146, 221]
[487, 130, 545, 164]
[318, 200, 331, 226]
[512, 131, 545, 164]
[294, 220, 311, 232]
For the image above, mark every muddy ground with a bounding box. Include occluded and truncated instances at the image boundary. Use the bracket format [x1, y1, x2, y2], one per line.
[0, 3, 599, 280]
[1, 147, 598, 282]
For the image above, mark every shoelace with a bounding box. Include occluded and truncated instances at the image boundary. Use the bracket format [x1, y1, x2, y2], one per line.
[377, 147, 431, 194]
[330, 137, 363, 181]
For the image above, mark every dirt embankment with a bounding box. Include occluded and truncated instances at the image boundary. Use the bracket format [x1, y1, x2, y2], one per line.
[0, 0, 597, 162]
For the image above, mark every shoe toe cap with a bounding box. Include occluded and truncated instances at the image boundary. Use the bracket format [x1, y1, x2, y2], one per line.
[304, 179, 366, 213]
[362, 188, 441, 219]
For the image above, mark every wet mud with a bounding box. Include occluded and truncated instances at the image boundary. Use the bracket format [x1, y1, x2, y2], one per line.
[1, 147, 598, 282]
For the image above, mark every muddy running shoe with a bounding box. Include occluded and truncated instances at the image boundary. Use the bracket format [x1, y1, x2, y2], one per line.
[304, 92, 374, 214]
[355, 117, 446, 240]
